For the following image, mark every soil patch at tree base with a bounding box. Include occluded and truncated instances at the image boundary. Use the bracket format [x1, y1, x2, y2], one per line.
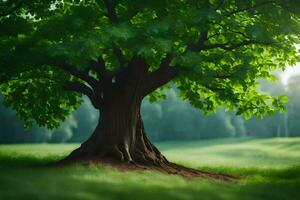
[55, 158, 238, 181]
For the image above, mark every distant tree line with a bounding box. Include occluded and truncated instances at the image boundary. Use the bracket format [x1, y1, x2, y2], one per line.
[0, 75, 300, 143]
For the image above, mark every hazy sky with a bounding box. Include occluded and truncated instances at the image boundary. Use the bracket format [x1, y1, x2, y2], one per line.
[280, 62, 300, 85]
[280, 45, 300, 85]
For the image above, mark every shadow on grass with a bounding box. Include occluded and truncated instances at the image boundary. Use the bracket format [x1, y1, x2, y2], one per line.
[258, 139, 300, 151]
[0, 152, 232, 200]
[1, 141, 300, 200]
[0, 152, 61, 168]
[0, 160, 299, 200]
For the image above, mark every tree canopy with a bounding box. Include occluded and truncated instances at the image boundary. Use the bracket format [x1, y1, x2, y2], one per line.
[1, 0, 300, 128]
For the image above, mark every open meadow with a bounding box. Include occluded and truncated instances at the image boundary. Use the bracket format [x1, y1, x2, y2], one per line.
[0, 138, 300, 200]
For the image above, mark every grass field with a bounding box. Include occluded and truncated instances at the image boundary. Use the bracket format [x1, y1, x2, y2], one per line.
[0, 138, 300, 200]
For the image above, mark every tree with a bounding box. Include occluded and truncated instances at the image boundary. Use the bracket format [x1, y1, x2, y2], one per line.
[1, 0, 300, 173]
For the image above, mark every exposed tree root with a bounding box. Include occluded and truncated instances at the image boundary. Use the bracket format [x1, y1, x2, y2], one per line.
[57, 154, 237, 181]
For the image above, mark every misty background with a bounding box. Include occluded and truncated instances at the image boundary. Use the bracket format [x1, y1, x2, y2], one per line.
[1, 66, 300, 144]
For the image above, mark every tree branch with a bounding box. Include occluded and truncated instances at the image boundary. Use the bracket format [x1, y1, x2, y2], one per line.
[187, 31, 208, 52]
[203, 84, 226, 93]
[102, 1, 127, 71]
[214, 0, 225, 11]
[159, 53, 174, 69]
[206, 39, 275, 51]
[113, 48, 126, 67]
[187, 1, 277, 53]
[89, 56, 106, 76]
[103, 0, 118, 23]
[89, 55, 116, 97]
[143, 54, 178, 96]
[189, 39, 276, 52]
[224, 1, 276, 17]
[63, 82, 99, 109]
[46, 60, 98, 89]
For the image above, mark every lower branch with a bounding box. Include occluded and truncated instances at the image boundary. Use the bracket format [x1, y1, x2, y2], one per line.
[142, 54, 178, 96]
[143, 67, 178, 96]
[46, 60, 98, 89]
[63, 82, 100, 109]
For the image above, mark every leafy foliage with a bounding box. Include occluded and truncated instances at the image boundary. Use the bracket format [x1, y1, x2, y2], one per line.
[0, 67, 82, 128]
[1, 0, 300, 128]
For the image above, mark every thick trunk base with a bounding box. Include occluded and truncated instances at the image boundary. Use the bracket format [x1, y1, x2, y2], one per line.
[59, 123, 236, 181]
[59, 146, 235, 181]
[61, 120, 169, 167]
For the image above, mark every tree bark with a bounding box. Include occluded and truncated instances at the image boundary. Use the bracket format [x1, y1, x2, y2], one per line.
[63, 96, 168, 166]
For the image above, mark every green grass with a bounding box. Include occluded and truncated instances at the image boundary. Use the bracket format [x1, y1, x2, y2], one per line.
[0, 138, 300, 200]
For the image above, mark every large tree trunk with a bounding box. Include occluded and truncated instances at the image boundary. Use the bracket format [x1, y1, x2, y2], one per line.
[63, 94, 168, 167]
[63, 57, 170, 166]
